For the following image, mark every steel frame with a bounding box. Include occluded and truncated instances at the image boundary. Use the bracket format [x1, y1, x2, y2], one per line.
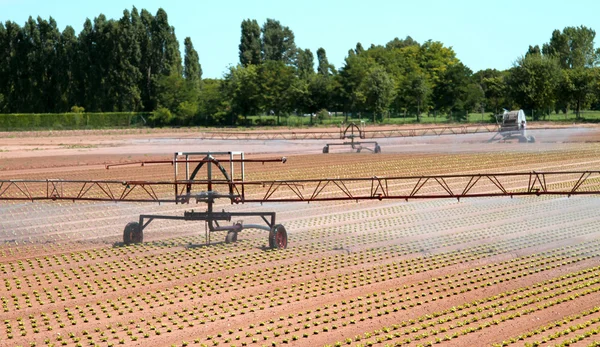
[2, 148, 600, 248]
[323, 123, 381, 153]
[1, 171, 600, 203]
[194, 123, 501, 140]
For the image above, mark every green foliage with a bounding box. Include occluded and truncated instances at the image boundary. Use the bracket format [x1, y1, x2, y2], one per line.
[363, 65, 395, 122]
[197, 79, 225, 125]
[149, 107, 174, 126]
[474, 69, 508, 114]
[222, 64, 261, 122]
[317, 48, 334, 76]
[542, 26, 599, 69]
[257, 60, 298, 124]
[0, 7, 182, 114]
[176, 101, 198, 125]
[239, 19, 262, 66]
[316, 109, 329, 123]
[0, 112, 148, 130]
[71, 106, 85, 113]
[157, 72, 198, 117]
[5, 13, 600, 127]
[508, 54, 561, 119]
[401, 73, 431, 122]
[296, 49, 315, 80]
[184, 37, 202, 92]
[561, 68, 598, 118]
[261, 19, 296, 64]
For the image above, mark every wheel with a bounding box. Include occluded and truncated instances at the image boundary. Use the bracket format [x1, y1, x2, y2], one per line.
[518, 136, 527, 143]
[123, 222, 143, 245]
[528, 136, 536, 143]
[374, 144, 381, 153]
[322, 146, 329, 153]
[268, 224, 288, 249]
[225, 230, 238, 244]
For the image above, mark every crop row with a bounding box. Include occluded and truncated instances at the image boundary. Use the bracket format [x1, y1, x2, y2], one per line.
[3, 226, 599, 345]
[1, 197, 597, 316]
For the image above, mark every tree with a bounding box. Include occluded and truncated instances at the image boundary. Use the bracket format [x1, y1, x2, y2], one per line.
[526, 45, 541, 56]
[543, 26, 600, 69]
[111, 9, 143, 111]
[403, 73, 431, 122]
[386, 36, 419, 50]
[222, 64, 261, 124]
[362, 65, 395, 122]
[542, 29, 570, 69]
[239, 19, 261, 66]
[564, 68, 597, 118]
[0, 21, 20, 112]
[309, 74, 334, 115]
[55, 25, 79, 111]
[473, 69, 508, 114]
[355, 42, 364, 55]
[462, 82, 485, 117]
[137, 8, 182, 111]
[156, 72, 194, 122]
[317, 47, 334, 76]
[507, 54, 561, 119]
[184, 37, 202, 93]
[258, 60, 298, 124]
[295, 48, 314, 80]
[338, 52, 370, 119]
[432, 62, 474, 117]
[482, 75, 506, 114]
[198, 78, 224, 125]
[261, 19, 296, 65]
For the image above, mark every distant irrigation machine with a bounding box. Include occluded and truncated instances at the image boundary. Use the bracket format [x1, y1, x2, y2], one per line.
[322, 122, 381, 153]
[2, 151, 600, 249]
[489, 109, 536, 143]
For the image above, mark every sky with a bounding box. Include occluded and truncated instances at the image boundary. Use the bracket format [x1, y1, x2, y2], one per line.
[1, 0, 599, 79]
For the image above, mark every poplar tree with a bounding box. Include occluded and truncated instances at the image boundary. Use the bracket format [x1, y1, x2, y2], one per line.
[239, 19, 261, 66]
[184, 37, 202, 91]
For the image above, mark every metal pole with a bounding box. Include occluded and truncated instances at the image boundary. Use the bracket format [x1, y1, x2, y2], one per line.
[174, 153, 178, 203]
[185, 154, 189, 180]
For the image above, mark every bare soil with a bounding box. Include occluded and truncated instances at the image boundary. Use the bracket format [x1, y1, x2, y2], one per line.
[0, 125, 599, 347]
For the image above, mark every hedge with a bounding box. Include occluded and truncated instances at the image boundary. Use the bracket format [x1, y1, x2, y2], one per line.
[0, 112, 151, 130]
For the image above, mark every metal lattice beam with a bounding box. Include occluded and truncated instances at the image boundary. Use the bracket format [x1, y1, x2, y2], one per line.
[1, 171, 599, 203]
[195, 124, 501, 140]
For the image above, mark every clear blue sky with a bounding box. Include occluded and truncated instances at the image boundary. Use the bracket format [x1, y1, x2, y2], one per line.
[1, 0, 599, 79]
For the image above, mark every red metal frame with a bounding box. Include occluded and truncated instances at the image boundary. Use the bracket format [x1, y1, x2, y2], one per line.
[2, 152, 598, 249]
[1, 171, 599, 203]
[194, 124, 501, 140]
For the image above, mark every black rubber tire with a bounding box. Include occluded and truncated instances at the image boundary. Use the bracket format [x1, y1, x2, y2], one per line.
[528, 136, 536, 143]
[225, 231, 238, 244]
[322, 146, 329, 154]
[268, 224, 288, 249]
[374, 145, 381, 153]
[123, 222, 143, 245]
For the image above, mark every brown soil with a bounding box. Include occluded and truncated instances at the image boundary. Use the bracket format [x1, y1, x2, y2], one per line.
[0, 126, 599, 347]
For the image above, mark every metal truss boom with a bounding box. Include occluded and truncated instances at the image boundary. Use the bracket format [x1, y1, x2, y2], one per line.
[195, 124, 500, 140]
[1, 171, 599, 203]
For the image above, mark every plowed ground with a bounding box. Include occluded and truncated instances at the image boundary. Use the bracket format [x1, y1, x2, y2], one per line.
[1, 126, 600, 347]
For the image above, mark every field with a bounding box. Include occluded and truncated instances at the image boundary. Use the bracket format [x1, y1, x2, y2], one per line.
[1, 126, 600, 347]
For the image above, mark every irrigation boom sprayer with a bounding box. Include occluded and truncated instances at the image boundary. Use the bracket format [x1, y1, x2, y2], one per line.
[193, 117, 559, 153]
[195, 123, 501, 141]
[1, 151, 600, 249]
[322, 122, 381, 153]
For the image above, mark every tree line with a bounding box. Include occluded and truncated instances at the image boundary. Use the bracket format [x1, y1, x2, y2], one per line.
[1, 7, 599, 126]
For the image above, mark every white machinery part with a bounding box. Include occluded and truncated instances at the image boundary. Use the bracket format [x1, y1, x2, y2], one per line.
[493, 109, 534, 143]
